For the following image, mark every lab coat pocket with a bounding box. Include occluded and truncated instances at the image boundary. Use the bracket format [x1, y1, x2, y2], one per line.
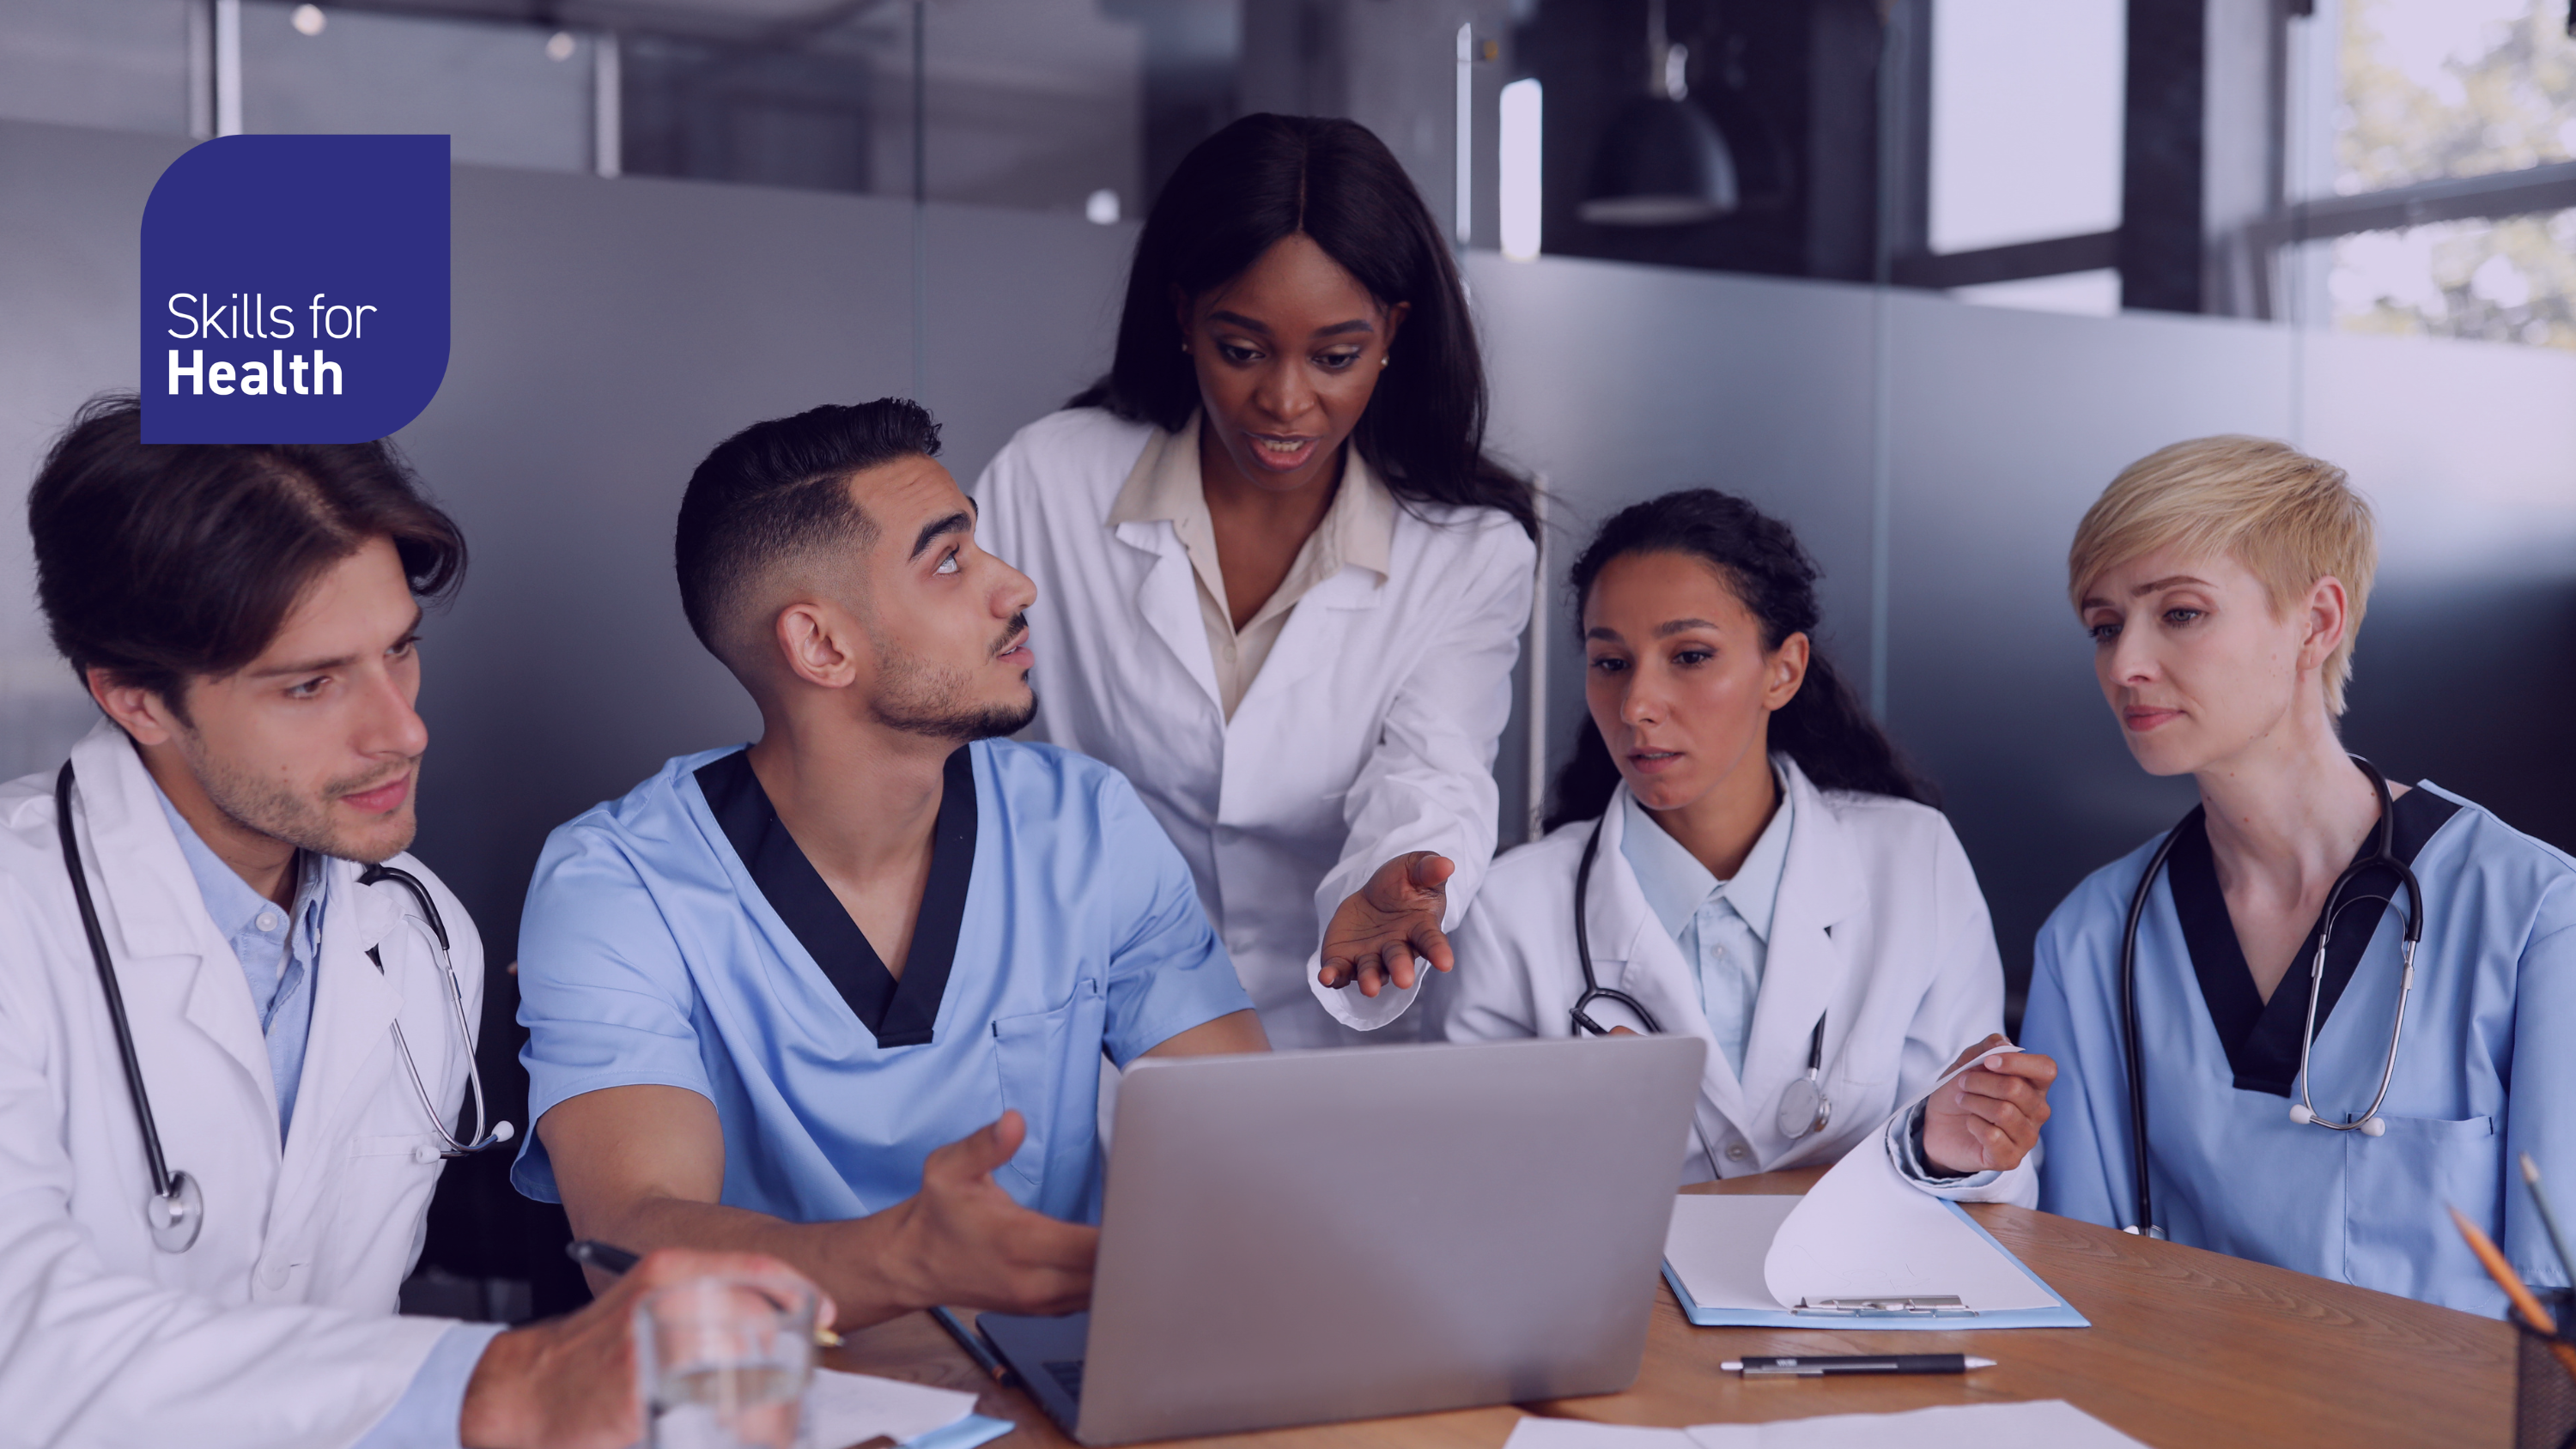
[988, 978, 1109, 1199]
[2343, 1113, 2498, 1310]
[353, 1131, 447, 1167]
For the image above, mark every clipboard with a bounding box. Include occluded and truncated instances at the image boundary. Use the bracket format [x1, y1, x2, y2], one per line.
[1661, 1195, 2089, 1330]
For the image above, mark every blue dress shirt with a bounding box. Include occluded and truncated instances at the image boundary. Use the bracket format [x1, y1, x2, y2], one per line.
[512, 738, 1255, 1226]
[151, 783, 324, 1138]
[1617, 774, 1792, 1080]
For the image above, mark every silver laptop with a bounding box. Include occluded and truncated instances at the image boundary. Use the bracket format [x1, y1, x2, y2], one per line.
[976, 1034, 1707, 1446]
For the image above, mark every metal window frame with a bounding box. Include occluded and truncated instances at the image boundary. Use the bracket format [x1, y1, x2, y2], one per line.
[1882, 2, 2576, 310]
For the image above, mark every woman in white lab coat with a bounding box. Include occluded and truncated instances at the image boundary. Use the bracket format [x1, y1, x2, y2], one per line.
[975, 115, 1536, 1048]
[1443, 490, 2054, 1195]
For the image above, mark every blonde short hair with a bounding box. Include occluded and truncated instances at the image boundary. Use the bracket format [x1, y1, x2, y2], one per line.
[2068, 436, 2377, 716]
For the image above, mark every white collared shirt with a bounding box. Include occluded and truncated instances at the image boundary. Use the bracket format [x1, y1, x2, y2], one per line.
[1618, 770, 1794, 1080]
[1103, 411, 1395, 719]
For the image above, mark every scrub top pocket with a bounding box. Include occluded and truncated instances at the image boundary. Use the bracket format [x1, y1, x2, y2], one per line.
[988, 977, 1110, 1203]
[2343, 1113, 2500, 1312]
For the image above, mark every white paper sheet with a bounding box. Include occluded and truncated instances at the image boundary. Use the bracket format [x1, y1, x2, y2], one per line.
[1660, 1196, 1804, 1312]
[1681, 1399, 2145, 1448]
[1760, 1122, 2054, 1312]
[1502, 1418, 1695, 1449]
[803, 1367, 981, 1449]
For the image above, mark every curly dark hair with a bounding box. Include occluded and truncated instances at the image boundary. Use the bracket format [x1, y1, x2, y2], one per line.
[1544, 488, 1935, 830]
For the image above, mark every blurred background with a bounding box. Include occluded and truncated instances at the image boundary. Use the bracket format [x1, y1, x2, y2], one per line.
[3, 0, 2572, 1323]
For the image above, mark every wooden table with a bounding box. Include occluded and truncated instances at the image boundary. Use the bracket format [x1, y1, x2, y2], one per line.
[825, 1167, 2514, 1449]
[822, 1307, 1526, 1449]
[1534, 1168, 2516, 1449]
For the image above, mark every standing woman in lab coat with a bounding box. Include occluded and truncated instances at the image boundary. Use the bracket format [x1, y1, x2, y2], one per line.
[1443, 490, 2054, 1197]
[975, 114, 1537, 1047]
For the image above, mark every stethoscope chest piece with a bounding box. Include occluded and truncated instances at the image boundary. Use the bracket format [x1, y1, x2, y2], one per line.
[1774, 1014, 1832, 1140]
[1775, 1076, 1831, 1140]
[148, 1171, 204, 1253]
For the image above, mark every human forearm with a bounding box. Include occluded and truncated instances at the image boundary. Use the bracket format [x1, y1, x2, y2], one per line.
[571, 1191, 924, 1331]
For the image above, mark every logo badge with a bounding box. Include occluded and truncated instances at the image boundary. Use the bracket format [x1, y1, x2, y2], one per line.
[141, 134, 449, 443]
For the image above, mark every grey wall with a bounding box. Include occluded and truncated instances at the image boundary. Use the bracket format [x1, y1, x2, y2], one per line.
[6, 113, 2573, 1029]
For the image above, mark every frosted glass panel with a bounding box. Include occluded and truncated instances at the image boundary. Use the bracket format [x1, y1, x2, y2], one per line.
[1929, 0, 2126, 253]
[239, 2, 593, 173]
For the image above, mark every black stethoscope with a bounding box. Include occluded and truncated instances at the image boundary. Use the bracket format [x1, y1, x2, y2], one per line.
[1570, 812, 1834, 1145]
[54, 760, 513, 1254]
[2115, 754, 2423, 1240]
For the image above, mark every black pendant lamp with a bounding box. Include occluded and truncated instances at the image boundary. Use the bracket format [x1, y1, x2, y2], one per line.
[1580, 0, 1738, 226]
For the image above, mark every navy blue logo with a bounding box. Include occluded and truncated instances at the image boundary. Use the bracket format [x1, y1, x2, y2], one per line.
[141, 134, 449, 443]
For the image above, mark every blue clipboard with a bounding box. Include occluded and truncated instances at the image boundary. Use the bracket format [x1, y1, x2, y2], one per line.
[1662, 1198, 2090, 1330]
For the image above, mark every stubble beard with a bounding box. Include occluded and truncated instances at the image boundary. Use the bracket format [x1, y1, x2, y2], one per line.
[176, 727, 420, 865]
[868, 612, 1039, 743]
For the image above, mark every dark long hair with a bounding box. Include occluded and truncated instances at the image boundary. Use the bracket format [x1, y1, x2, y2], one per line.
[1068, 113, 1535, 538]
[1542, 489, 1934, 831]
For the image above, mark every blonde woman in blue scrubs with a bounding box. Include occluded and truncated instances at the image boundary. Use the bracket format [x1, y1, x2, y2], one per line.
[2022, 436, 2576, 1314]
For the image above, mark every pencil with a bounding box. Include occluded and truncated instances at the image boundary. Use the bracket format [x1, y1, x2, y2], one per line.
[2520, 1155, 2576, 1290]
[2448, 1206, 2576, 1383]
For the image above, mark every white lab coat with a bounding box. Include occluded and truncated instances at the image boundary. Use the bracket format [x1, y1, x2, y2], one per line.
[0, 720, 480, 1447]
[1442, 757, 2035, 1203]
[975, 408, 1536, 1048]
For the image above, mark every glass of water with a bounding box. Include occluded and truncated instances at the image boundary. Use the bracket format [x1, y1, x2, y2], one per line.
[635, 1274, 817, 1449]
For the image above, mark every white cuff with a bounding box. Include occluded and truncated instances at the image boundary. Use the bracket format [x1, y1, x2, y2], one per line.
[1885, 1101, 2039, 1206]
[1306, 949, 1424, 1032]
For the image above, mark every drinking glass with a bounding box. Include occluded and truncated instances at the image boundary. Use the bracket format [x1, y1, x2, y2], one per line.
[635, 1274, 817, 1449]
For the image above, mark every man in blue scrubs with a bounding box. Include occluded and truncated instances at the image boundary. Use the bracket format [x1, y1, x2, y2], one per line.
[513, 399, 1267, 1329]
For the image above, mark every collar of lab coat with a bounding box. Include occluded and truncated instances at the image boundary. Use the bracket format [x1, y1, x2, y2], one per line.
[1589, 755, 1870, 1144]
[1107, 419, 1394, 718]
[67, 718, 409, 1160]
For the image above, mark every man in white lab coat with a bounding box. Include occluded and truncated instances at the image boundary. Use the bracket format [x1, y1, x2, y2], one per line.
[0, 397, 817, 1447]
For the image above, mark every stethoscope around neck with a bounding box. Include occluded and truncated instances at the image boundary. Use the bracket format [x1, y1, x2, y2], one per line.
[53, 761, 512, 1254]
[1570, 812, 1833, 1151]
[2115, 753, 2423, 1241]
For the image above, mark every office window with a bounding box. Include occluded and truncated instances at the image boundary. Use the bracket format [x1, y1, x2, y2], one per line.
[2326, 208, 2576, 348]
[1928, 0, 2125, 255]
[2293, 0, 2576, 350]
[2332, 0, 2576, 196]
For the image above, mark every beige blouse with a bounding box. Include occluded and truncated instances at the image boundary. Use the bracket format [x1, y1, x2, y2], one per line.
[1105, 412, 1396, 719]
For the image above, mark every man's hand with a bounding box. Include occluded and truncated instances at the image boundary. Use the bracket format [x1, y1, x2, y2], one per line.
[1922, 1033, 2057, 1175]
[872, 1112, 1098, 1317]
[459, 1249, 825, 1449]
[1316, 852, 1455, 997]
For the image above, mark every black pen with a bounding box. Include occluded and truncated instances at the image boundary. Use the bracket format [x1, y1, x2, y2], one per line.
[564, 1238, 843, 1347]
[566, 1238, 641, 1275]
[930, 1305, 1013, 1384]
[1722, 1354, 1995, 1377]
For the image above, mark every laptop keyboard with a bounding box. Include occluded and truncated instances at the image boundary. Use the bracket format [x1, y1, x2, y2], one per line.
[1043, 1360, 1084, 1403]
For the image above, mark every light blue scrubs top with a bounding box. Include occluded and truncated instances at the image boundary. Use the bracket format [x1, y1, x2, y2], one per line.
[2022, 780, 2576, 1315]
[511, 738, 1254, 1225]
[1618, 779, 1790, 1080]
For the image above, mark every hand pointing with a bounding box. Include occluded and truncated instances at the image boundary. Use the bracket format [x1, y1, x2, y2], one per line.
[1317, 852, 1456, 997]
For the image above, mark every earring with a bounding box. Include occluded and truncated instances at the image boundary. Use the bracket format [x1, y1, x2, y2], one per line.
[1379, 355, 1388, 368]
[1180, 341, 1191, 355]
